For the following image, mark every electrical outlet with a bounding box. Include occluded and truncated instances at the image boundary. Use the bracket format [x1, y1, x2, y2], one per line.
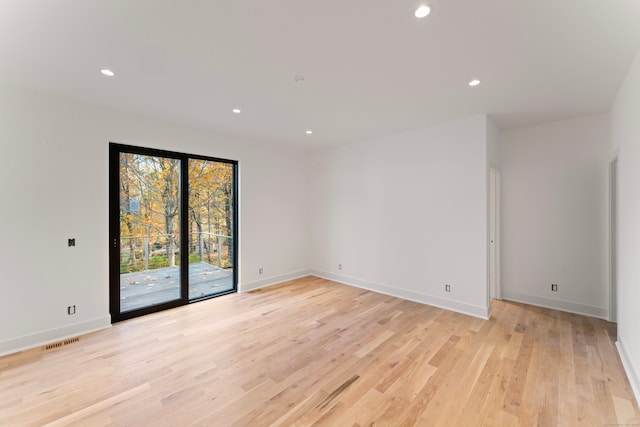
[551, 284, 558, 292]
[338, 264, 342, 270]
[445, 284, 451, 292]
[67, 305, 76, 315]
[259, 268, 263, 275]
[68, 238, 76, 247]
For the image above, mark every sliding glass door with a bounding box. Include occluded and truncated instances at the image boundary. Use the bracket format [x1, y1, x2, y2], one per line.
[187, 158, 235, 301]
[110, 144, 237, 322]
[116, 151, 182, 314]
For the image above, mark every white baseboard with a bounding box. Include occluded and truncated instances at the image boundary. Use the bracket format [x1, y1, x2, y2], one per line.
[240, 269, 312, 292]
[309, 270, 489, 320]
[0, 316, 112, 357]
[501, 289, 608, 319]
[617, 339, 640, 406]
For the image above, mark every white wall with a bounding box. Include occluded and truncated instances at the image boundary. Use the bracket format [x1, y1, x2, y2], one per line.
[612, 48, 640, 402]
[487, 117, 501, 171]
[500, 114, 611, 318]
[0, 83, 310, 355]
[309, 115, 490, 318]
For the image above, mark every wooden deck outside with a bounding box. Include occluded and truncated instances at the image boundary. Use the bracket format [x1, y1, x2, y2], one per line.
[119, 262, 233, 312]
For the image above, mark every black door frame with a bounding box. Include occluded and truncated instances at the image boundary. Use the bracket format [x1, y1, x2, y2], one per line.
[109, 143, 238, 322]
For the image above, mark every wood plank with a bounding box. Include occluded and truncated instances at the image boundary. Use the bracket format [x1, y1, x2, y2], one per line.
[0, 277, 637, 426]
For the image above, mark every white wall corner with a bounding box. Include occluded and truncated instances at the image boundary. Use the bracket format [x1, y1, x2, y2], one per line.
[240, 269, 312, 292]
[309, 270, 490, 320]
[501, 290, 608, 319]
[0, 316, 112, 357]
[616, 339, 640, 406]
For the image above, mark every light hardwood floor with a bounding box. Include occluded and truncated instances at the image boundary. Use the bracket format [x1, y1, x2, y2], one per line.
[1, 276, 638, 426]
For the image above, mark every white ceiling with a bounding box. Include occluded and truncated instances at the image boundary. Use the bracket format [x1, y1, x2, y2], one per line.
[1, 0, 640, 150]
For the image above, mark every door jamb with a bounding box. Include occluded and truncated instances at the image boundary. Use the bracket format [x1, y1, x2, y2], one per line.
[609, 156, 618, 323]
[489, 168, 501, 301]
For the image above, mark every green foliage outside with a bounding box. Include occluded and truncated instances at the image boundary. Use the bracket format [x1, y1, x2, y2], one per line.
[119, 154, 234, 274]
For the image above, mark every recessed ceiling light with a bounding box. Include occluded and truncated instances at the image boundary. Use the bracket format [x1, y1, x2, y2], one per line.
[100, 69, 115, 77]
[415, 5, 431, 18]
[305, 130, 313, 135]
[469, 79, 481, 87]
[232, 108, 241, 114]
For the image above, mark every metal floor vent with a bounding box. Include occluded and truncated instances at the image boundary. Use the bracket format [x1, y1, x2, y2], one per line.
[44, 337, 79, 351]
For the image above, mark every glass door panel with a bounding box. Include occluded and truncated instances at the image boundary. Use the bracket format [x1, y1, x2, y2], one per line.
[188, 159, 235, 300]
[118, 152, 182, 313]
